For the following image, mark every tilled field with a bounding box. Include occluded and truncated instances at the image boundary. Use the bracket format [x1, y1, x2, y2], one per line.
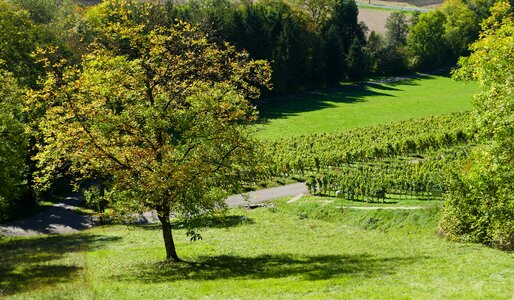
[358, 8, 392, 35]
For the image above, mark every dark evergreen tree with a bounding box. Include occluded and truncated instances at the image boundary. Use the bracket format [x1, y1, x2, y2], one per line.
[321, 0, 365, 84]
[346, 37, 367, 80]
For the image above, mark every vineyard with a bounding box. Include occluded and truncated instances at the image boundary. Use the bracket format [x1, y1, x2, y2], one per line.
[257, 112, 476, 201]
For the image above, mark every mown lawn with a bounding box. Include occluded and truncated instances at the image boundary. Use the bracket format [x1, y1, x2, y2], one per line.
[1, 197, 513, 299]
[255, 75, 478, 139]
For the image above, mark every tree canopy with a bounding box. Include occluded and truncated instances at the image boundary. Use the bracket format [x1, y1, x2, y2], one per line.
[443, 0, 514, 250]
[0, 68, 29, 221]
[30, 0, 271, 261]
[0, 1, 38, 86]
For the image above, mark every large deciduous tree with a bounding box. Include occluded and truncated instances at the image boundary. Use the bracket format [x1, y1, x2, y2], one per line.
[441, 0, 479, 59]
[442, 0, 513, 250]
[29, 0, 271, 261]
[407, 10, 449, 69]
[321, 0, 366, 83]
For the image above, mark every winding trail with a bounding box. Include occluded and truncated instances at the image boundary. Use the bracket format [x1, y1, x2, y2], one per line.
[0, 182, 434, 237]
[0, 183, 309, 237]
[0, 194, 93, 237]
[226, 182, 308, 207]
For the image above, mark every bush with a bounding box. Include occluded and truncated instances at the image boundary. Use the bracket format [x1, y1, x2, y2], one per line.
[441, 151, 514, 250]
[442, 1, 514, 250]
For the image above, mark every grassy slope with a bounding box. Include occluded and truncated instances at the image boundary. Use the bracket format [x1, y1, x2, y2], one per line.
[255, 75, 477, 140]
[2, 198, 513, 299]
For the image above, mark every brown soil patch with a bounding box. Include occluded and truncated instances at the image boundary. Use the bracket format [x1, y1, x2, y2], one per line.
[358, 8, 392, 35]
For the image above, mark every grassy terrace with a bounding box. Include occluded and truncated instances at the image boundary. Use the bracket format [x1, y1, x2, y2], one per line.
[2, 197, 513, 299]
[255, 75, 477, 139]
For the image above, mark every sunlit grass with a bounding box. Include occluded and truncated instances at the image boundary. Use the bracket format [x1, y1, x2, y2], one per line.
[255, 75, 478, 139]
[2, 197, 513, 299]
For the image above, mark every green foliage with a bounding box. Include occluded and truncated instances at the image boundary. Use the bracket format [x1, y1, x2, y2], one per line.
[231, 0, 322, 93]
[304, 153, 459, 201]
[260, 113, 475, 200]
[0, 1, 38, 86]
[442, 0, 480, 58]
[0, 0, 81, 87]
[30, 0, 271, 260]
[167, 0, 366, 91]
[292, 0, 334, 25]
[366, 12, 409, 74]
[7, 0, 70, 24]
[364, 31, 384, 73]
[407, 0, 482, 70]
[346, 37, 367, 79]
[385, 12, 408, 49]
[0, 69, 29, 221]
[443, 1, 514, 250]
[321, 0, 366, 82]
[463, 0, 497, 20]
[264, 112, 474, 168]
[407, 10, 449, 69]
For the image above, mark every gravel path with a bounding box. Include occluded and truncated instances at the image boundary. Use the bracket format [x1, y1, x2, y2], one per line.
[0, 183, 309, 237]
[0, 194, 93, 237]
[0, 182, 432, 237]
[226, 182, 308, 207]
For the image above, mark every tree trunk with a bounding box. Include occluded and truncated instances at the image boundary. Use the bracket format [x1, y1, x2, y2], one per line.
[157, 207, 181, 262]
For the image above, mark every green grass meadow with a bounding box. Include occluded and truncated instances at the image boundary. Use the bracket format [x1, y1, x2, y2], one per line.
[1, 74, 504, 299]
[255, 75, 478, 139]
[2, 197, 513, 299]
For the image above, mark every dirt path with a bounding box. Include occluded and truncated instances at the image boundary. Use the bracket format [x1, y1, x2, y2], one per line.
[0, 194, 93, 237]
[226, 182, 308, 207]
[0, 181, 434, 237]
[0, 183, 309, 237]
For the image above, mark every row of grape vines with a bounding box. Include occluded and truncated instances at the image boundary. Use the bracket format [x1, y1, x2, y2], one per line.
[257, 112, 475, 200]
[303, 148, 467, 201]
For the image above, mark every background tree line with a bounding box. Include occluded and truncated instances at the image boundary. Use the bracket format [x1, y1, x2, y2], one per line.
[163, 0, 501, 93]
[0, 0, 502, 95]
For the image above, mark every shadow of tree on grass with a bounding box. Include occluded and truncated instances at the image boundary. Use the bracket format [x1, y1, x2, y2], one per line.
[257, 85, 391, 122]
[257, 74, 442, 124]
[123, 253, 428, 282]
[137, 215, 255, 231]
[0, 233, 120, 296]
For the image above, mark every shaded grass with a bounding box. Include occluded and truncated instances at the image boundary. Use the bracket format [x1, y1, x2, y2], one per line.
[0, 234, 120, 298]
[2, 199, 513, 299]
[121, 253, 424, 283]
[255, 75, 478, 139]
[2, 201, 54, 224]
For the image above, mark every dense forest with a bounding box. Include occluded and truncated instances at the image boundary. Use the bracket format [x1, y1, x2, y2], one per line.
[0, 0, 512, 254]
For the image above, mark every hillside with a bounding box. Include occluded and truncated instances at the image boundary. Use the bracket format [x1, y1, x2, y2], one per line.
[255, 74, 477, 140]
